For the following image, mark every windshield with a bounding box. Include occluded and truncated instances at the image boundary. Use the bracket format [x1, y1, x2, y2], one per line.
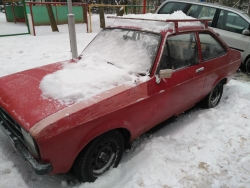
[80, 28, 161, 75]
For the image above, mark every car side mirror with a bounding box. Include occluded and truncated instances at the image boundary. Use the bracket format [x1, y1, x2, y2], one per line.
[159, 69, 173, 79]
[242, 29, 250, 35]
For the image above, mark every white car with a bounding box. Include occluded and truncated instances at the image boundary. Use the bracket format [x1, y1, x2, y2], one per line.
[156, 0, 250, 72]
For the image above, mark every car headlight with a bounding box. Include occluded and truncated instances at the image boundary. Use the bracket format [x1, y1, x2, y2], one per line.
[21, 128, 39, 157]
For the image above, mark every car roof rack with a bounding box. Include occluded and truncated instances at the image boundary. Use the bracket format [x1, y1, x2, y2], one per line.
[107, 16, 212, 33]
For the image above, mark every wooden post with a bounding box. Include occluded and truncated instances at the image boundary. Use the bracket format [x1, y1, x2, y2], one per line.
[46, 4, 59, 32]
[84, 5, 88, 33]
[11, 2, 16, 23]
[143, 0, 146, 14]
[82, 5, 86, 24]
[99, 5, 105, 28]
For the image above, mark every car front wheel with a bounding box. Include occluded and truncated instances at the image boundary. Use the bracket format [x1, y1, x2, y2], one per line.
[201, 82, 223, 109]
[73, 130, 124, 182]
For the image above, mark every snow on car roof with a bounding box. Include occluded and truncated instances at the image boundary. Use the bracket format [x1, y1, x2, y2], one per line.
[111, 11, 202, 32]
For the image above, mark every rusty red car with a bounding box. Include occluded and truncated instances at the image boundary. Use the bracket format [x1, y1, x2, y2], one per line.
[0, 16, 241, 182]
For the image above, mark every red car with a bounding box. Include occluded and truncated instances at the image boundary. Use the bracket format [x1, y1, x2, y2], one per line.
[0, 18, 241, 182]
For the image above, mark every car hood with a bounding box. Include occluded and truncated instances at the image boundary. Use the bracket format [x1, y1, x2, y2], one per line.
[0, 61, 71, 131]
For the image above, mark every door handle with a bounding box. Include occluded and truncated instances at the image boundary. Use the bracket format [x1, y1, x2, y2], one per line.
[196, 67, 204, 73]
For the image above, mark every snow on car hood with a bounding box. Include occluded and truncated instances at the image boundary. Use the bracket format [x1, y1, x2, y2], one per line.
[0, 60, 148, 133]
[39, 56, 137, 105]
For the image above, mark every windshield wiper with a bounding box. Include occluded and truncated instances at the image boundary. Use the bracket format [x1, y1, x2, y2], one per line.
[107, 62, 147, 77]
[106, 62, 123, 70]
[107, 62, 114, 65]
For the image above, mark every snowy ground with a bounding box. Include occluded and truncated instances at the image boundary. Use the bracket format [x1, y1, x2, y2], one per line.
[1, 12, 250, 188]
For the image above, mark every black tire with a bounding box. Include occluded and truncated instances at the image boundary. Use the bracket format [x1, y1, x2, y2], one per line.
[239, 63, 246, 72]
[73, 131, 124, 182]
[246, 58, 250, 73]
[201, 82, 223, 109]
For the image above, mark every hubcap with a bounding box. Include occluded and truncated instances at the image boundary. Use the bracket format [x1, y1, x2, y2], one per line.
[91, 140, 117, 176]
[95, 145, 112, 169]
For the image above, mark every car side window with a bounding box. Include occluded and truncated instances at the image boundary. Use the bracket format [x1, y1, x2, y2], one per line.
[187, 5, 216, 26]
[199, 33, 226, 61]
[187, 5, 202, 18]
[158, 2, 187, 14]
[216, 10, 249, 34]
[158, 33, 198, 72]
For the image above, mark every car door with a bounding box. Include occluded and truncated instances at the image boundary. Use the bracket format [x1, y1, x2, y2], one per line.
[198, 32, 228, 96]
[146, 32, 206, 130]
[212, 10, 250, 58]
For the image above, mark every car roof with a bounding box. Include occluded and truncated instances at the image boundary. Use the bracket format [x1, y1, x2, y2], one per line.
[160, 0, 245, 13]
[159, 0, 250, 19]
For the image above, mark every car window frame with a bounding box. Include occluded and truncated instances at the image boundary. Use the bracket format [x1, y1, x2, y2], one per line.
[156, 31, 200, 73]
[198, 31, 228, 62]
[215, 9, 250, 34]
[157, 1, 250, 32]
[157, 1, 190, 14]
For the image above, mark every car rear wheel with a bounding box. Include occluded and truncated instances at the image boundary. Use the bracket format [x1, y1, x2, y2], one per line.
[73, 130, 124, 182]
[201, 82, 223, 109]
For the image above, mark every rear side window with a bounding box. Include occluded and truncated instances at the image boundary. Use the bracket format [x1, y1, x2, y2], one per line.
[158, 2, 187, 14]
[216, 10, 249, 34]
[187, 5, 216, 26]
[199, 33, 226, 61]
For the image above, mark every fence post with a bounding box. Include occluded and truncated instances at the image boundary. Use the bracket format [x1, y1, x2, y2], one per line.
[27, 14, 34, 35]
[82, 5, 86, 24]
[29, 3, 36, 36]
[99, 6, 105, 28]
[85, 5, 89, 33]
[88, 5, 92, 33]
[46, 4, 59, 32]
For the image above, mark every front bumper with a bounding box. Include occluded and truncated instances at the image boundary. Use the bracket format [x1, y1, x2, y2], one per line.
[0, 121, 53, 175]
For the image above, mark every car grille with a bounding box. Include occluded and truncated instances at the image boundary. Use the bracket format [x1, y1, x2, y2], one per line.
[0, 107, 25, 145]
